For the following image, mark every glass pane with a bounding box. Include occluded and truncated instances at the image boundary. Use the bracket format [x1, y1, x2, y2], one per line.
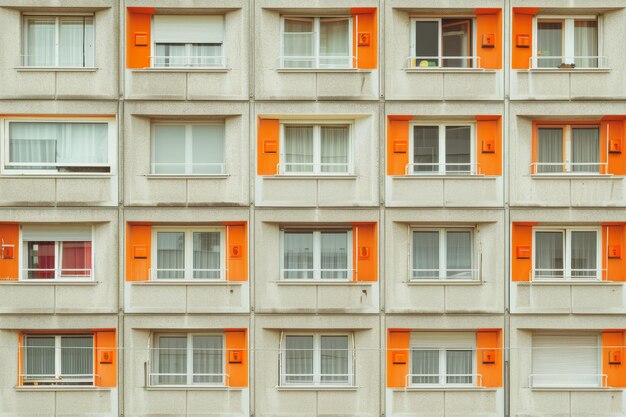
[446, 232, 472, 279]
[537, 21, 563, 68]
[27, 241, 55, 279]
[193, 335, 223, 384]
[319, 18, 350, 68]
[61, 336, 93, 383]
[283, 232, 313, 279]
[571, 231, 597, 280]
[156, 232, 185, 279]
[61, 241, 92, 277]
[154, 125, 186, 174]
[191, 125, 225, 174]
[572, 128, 600, 173]
[26, 18, 55, 66]
[412, 231, 439, 279]
[190, 43, 222, 67]
[25, 337, 55, 381]
[414, 21, 438, 67]
[321, 336, 349, 384]
[446, 350, 472, 384]
[320, 126, 349, 173]
[537, 128, 563, 173]
[59, 19, 85, 67]
[442, 19, 472, 68]
[193, 232, 221, 279]
[320, 232, 348, 279]
[285, 336, 314, 384]
[445, 126, 471, 173]
[574, 20, 598, 68]
[411, 349, 439, 384]
[84, 18, 94, 67]
[154, 43, 187, 67]
[413, 126, 439, 173]
[283, 19, 314, 68]
[535, 232, 564, 279]
[284, 126, 314, 173]
[157, 336, 187, 385]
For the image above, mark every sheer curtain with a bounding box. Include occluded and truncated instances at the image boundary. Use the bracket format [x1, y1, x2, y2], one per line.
[446, 231, 472, 279]
[157, 232, 185, 279]
[537, 21, 563, 67]
[537, 128, 563, 173]
[321, 126, 349, 173]
[61, 241, 92, 277]
[193, 335, 223, 384]
[445, 126, 471, 173]
[59, 19, 85, 67]
[570, 231, 597, 279]
[154, 125, 185, 174]
[321, 336, 349, 384]
[285, 336, 313, 384]
[320, 232, 348, 279]
[154, 44, 187, 67]
[283, 19, 314, 68]
[192, 44, 222, 67]
[193, 232, 221, 279]
[283, 232, 314, 279]
[26, 18, 55, 66]
[411, 349, 439, 384]
[61, 336, 93, 380]
[572, 128, 600, 173]
[25, 337, 55, 379]
[575, 20, 598, 68]
[157, 336, 187, 385]
[535, 232, 564, 279]
[284, 126, 314, 173]
[319, 18, 350, 68]
[192, 125, 225, 174]
[446, 350, 472, 384]
[412, 231, 439, 279]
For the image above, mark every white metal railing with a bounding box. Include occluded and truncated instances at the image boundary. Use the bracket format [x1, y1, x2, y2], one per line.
[280, 162, 350, 174]
[20, 54, 91, 68]
[406, 373, 483, 387]
[278, 349, 355, 387]
[530, 56, 608, 69]
[530, 268, 604, 282]
[281, 268, 352, 280]
[149, 267, 224, 280]
[529, 373, 608, 388]
[22, 268, 93, 280]
[278, 55, 357, 69]
[148, 372, 227, 386]
[21, 373, 96, 386]
[406, 163, 481, 175]
[406, 56, 481, 69]
[531, 162, 608, 175]
[151, 162, 225, 175]
[411, 268, 479, 281]
[150, 55, 227, 68]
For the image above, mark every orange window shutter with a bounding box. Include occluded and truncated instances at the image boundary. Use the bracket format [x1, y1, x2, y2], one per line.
[257, 118, 280, 175]
[353, 223, 377, 282]
[475, 9, 502, 70]
[511, 8, 538, 69]
[126, 224, 151, 282]
[225, 222, 248, 282]
[387, 116, 411, 176]
[0, 223, 19, 281]
[476, 330, 503, 388]
[95, 330, 117, 387]
[604, 118, 626, 175]
[512, 223, 535, 282]
[603, 223, 626, 282]
[126, 8, 154, 69]
[350, 8, 377, 69]
[602, 331, 626, 388]
[225, 329, 248, 388]
[387, 330, 410, 388]
[476, 116, 502, 176]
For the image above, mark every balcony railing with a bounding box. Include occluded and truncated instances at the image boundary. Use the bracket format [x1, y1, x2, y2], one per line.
[21, 373, 96, 386]
[280, 161, 350, 175]
[149, 267, 224, 280]
[148, 372, 227, 386]
[529, 373, 607, 388]
[406, 163, 481, 175]
[22, 268, 93, 281]
[529, 56, 608, 70]
[278, 350, 355, 387]
[406, 56, 482, 69]
[150, 55, 227, 68]
[281, 268, 352, 281]
[530, 268, 604, 282]
[406, 373, 483, 387]
[151, 162, 225, 175]
[531, 162, 608, 175]
[411, 268, 479, 281]
[278, 55, 357, 69]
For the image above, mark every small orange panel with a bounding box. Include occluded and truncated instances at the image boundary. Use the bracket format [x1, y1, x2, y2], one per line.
[392, 353, 406, 364]
[516, 245, 531, 259]
[133, 244, 148, 259]
[134, 33, 148, 46]
[2, 245, 14, 260]
[126, 224, 151, 281]
[610, 350, 622, 364]
[358, 32, 370, 46]
[229, 350, 243, 363]
[126, 8, 154, 69]
[512, 223, 536, 282]
[516, 34, 530, 48]
[609, 245, 622, 259]
[387, 116, 411, 175]
[476, 330, 502, 388]
[482, 33, 495, 48]
[393, 141, 407, 154]
[99, 350, 113, 364]
[350, 8, 377, 69]
[359, 246, 370, 259]
[476, 116, 502, 175]
[482, 139, 496, 153]
[482, 349, 496, 364]
[475, 9, 502, 69]
[512, 8, 538, 69]
[603, 224, 626, 282]
[263, 140, 278, 154]
[610, 139, 622, 153]
[602, 331, 626, 387]
[95, 331, 117, 387]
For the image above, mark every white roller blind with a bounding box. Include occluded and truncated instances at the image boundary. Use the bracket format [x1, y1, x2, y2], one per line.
[410, 332, 475, 348]
[22, 225, 92, 241]
[153, 15, 223, 44]
[532, 334, 600, 387]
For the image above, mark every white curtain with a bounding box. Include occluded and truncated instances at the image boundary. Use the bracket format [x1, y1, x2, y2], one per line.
[193, 232, 221, 279]
[25, 337, 55, 379]
[319, 18, 350, 68]
[413, 126, 439, 173]
[320, 336, 349, 384]
[59, 20, 84, 67]
[26, 18, 55, 66]
[320, 232, 348, 279]
[446, 231, 472, 279]
[285, 336, 313, 384]
[191, 44, 222, 67]
[192, 335, 223, 384]
[153, 125, 185, 174]
[283, 18, 314, 68]
[537, 21, 563, 68]
[283, 232, 313, 279]
[537, 128, 563, 173]
[445, 126, 471, 173]
[411, 349, 439, 384]
[572, 128, 600, 173]
[284, 126, 314, 173]
[154, 43, 187, 67]
[321, 126, 349, 173]
[535, 232, 564, 279]
[446, 350, 472, 384]
[61, 336, 93, 379]
[157, 336, 187, 385]
[192, 125, 224, 174]
[412, 231, 439, 279]
[157, 232, 185, 279]
[575, 20, 598, 68]
[570, 231, 597, 279]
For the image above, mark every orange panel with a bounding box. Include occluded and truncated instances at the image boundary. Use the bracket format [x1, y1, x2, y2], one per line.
[603, 331, 626, 388]
[476, 116, 502, 176]
[350, 8, 377, 69]
[603, 224, 626, 282]
[0, 223, 19, 281]
[257, 118, 280, 175]
[352, 223, 378, 282]
[476, 329, 503, 388]
[126, 223, 151, 281]
[95, 330, 117, 387]
[512, 223, 536, 282]
[225, 222, 248, 282]
[387, 116, 411, 176]
[387, 329, 409, 388]
[603, 118, 626, 175]
[225, 329, 248, 387]
[126, 8, 154, 69]
[475, 9, 502, 70]
[511, 8, 538, 69]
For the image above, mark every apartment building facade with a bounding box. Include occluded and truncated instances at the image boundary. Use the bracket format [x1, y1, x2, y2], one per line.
[0, 0, 624, 416]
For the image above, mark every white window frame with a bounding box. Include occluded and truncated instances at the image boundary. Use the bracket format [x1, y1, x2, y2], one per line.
[2, 118, 116, 175]
[279, 16, 354, 69]
[279, 228, 353, 281]
[22, 334, 95, 386]
[279, 120, 354, 175]
[150, 121, 225, 176]
[151, 227, 226, 281]
[279, 332, 354, 387]
[532, 15, 602, 69]
[534, 124, 603, 174]
[532, 226, 602, 281]
[408, 122, 476, 175]
[150, 332, 225, 387]
[22, 14, 95, 68]
[410, 227, 476, 281]
[409, 17, 477, 69]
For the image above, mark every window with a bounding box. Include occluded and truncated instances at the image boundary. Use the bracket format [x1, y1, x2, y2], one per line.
[5, 120, 111, 173]
[281, 17, 353, 69]
[410, 332, 476, 387]
[411, 228, 475, 280]
[23, 15, 94, 67]
[281, 123, 351, 175]
[22, 334, 94, 386]
[151, 123, 225, 175]
[281, 229, 351, 280]
[21, 225, 93, 280]
[151, 333, 224, 386]
[280, 333, 353, 386]
[152, 15, 224, 68]
[410, 18, 475, 68]
[152, 228, 224, 280]
[410, 123, 475, 174]
[531, 334, 602, 387]
[534, 17, 599, 68]
[533, 228, 600, 281]
[534, 125, 601, 174]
